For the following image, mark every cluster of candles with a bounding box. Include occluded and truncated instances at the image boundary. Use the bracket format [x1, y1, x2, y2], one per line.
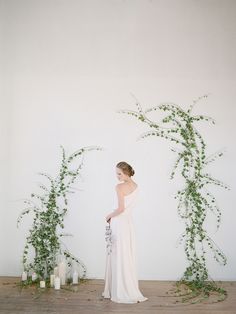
[21, 260, 79, 289]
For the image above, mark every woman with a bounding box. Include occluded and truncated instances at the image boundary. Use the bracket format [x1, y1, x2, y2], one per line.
[102, 161, 148, 303]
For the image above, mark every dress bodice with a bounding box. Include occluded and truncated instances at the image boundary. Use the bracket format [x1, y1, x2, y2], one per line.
[123, 187, 139, 215]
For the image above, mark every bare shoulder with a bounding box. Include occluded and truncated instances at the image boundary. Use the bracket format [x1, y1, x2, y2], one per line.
[116, 183, 125, 194]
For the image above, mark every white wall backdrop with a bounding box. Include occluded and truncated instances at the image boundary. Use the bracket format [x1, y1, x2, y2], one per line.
[1, 0, 236, 280]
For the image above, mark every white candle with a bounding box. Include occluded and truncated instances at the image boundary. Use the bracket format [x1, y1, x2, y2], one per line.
[40, 280, 45, 288]
[31, 272, 37, 281]
[50, 274, 55, 287]
[58, 261, 66, 285]
[21, 271, 27, 281]
[72, 270, 78, 284]
[53, 266, 59, 277]
[54, 276, 60, 290]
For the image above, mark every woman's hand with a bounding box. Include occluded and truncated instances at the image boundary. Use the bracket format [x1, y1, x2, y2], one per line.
[106, 214, 111, 223]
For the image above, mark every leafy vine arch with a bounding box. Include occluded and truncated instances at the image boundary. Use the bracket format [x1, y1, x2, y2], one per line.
[119, 95, 229, 303]
[17, 145, 102, 285]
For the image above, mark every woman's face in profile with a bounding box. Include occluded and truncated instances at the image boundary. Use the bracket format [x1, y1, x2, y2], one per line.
[116, 167, 126, 181]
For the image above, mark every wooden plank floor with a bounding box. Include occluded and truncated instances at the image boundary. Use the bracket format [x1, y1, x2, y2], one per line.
[0, 277, 235, 314]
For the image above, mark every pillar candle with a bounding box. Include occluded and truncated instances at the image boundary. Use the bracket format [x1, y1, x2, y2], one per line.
[21, 271, 27, 281]
[50, 274, 55, 287]
[58, 261, 66, 285]
[72, 270, 78, 284]
[31, 272, 37, 281]
[53, 266, 59, 277]
[40, 280, 45, 288]
[54, 276, 60, 290]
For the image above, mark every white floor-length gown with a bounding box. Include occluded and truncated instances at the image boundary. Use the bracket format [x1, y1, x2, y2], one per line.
[102, 187, 148, 303]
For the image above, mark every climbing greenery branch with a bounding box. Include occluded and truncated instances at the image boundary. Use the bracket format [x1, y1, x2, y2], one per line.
[17, 145, 102, 284]
[119, 95, 229, 303]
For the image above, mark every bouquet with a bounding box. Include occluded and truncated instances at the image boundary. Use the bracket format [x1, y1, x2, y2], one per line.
[105, 223, 112, 255]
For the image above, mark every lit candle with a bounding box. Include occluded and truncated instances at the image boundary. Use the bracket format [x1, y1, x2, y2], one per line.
[50, 274, 55, 287]
[31, 272, 37, 281]
[21, 271, 27, 281]
[40, 280, 45, 288]
[72, 270, 78, 284]
[54, 276, 60, 290]
[58, 261, 66, 285]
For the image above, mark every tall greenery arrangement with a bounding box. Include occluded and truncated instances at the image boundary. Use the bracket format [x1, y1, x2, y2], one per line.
[119, 95, 229, 303]
[17, 145, 102, 283]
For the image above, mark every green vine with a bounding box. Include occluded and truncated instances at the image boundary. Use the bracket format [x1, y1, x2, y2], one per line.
[119, 95, 229, 303]
[17, 145, 102, 283]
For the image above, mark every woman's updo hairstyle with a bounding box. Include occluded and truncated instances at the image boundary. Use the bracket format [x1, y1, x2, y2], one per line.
[116, 161, 135, 177]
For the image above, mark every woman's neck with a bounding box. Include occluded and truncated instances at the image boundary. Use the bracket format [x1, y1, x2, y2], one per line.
[124, 178, 132, 184]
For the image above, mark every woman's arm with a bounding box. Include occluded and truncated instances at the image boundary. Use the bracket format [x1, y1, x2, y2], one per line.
[105, 185, 125, 222]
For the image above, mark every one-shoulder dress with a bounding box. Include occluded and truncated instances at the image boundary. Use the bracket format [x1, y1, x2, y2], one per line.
[102, 187, 148, 303]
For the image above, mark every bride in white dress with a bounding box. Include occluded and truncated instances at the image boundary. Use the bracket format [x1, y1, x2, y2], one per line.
[102, 161, 148, 303]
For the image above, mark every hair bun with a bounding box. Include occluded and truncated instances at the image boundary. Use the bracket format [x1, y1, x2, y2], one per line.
[131, 168, 135, 176]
